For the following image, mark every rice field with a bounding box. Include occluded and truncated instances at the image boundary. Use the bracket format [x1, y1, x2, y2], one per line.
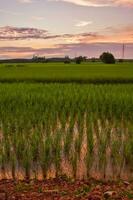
[0, 62, 133, 83]
[0, 83, 133, 181]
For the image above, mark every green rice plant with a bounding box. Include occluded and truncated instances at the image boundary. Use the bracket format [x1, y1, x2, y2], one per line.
[123, 129, 133, 176]
[52, 130, 62, 177]
[22, 141, 32, 180]
[110, 126, 123, 179]
[64, 113, 75, 159]
[25, 128, 41, 179]
[98, 124, 108, 179]
[40, 133, 52, 179]
[0, 143, 6, 179]
[11, 154, 17, 180]
[86, 115, 94, 178]
[117, 119, 127, 178]
[76, 113, 84, 158]
[71, 142, 78, 179]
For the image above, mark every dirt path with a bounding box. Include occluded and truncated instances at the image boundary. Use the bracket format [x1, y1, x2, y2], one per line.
[0, 178, 133, 200]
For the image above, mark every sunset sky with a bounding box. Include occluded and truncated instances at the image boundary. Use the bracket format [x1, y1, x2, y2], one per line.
[0, 0, 133, 59]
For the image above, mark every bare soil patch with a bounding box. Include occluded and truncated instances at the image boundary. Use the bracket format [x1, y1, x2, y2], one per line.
[0, 178, 132, 200]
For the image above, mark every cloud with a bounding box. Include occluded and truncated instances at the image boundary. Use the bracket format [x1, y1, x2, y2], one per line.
[0, 26, 48, 40]
[17, 0, 33, 3]
[105, 25, 133, 34]
[0, 26, 103, 41]
[31, 16, 44, 21]
[49, 0, 133, 7]
[75, 20, 93, 27]
[0, 43, 133, 59]
[0, 25, 133, 44]
[0, 46, 66, 58]
[0, 9, 22, 16]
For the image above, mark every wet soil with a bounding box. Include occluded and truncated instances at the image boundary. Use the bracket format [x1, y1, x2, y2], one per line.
[0, 178, 132, 200]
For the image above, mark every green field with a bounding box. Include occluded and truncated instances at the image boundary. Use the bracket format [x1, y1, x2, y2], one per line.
[0, 62, 133, 83]
[0, 83, 133, 180]
[0, 62, 133, 181]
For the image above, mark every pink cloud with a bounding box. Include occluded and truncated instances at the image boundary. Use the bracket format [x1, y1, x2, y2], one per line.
[0, 43, 133, 59]
[50, 0, 133, 7]
[1, 25, 133, 43]
[0, 25, 133, 58]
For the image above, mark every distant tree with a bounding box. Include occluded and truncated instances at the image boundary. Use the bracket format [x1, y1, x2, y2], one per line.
[75, 56, 84, 64]
[64, 56, 71, 64]
[91, 57, 96, 62]
[100, 52, 115, 64]
[45, 59, 48, 63]
[83, 56, 87, 62]
[32, 55, 46, 63]
[118, 59, 123, 63]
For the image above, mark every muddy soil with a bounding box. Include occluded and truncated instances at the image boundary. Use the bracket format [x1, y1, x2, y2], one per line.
[0, 178, 132, 200]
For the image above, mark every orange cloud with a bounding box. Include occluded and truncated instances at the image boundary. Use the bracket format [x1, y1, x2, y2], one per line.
[0, 25, 133, 58]
[0, 43, 133, 59]
[0, 25, 133, 44]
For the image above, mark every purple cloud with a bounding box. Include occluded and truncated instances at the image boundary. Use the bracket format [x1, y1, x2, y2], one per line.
[0, 26, 102, 41]
[0, 43, 133, 59]
[0, 26, 48, 40]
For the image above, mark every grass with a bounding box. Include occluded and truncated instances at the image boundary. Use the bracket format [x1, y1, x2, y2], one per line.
[0, 62, 133, 83]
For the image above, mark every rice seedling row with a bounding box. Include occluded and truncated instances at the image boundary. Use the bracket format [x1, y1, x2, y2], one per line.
[0, 83, 133, 180]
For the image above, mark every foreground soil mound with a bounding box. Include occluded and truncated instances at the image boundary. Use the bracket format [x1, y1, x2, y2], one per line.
[0, 178, 132, 200]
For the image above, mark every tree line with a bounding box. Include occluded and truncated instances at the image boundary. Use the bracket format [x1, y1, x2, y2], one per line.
[0, 52, 132, 64]
[32, 52, 116, 64]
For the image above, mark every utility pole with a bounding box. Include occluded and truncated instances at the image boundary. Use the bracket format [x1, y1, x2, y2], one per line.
[122, 43, 125, 60]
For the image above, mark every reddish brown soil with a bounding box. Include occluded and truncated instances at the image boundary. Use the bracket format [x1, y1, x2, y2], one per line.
[0, 178, 132, 200]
